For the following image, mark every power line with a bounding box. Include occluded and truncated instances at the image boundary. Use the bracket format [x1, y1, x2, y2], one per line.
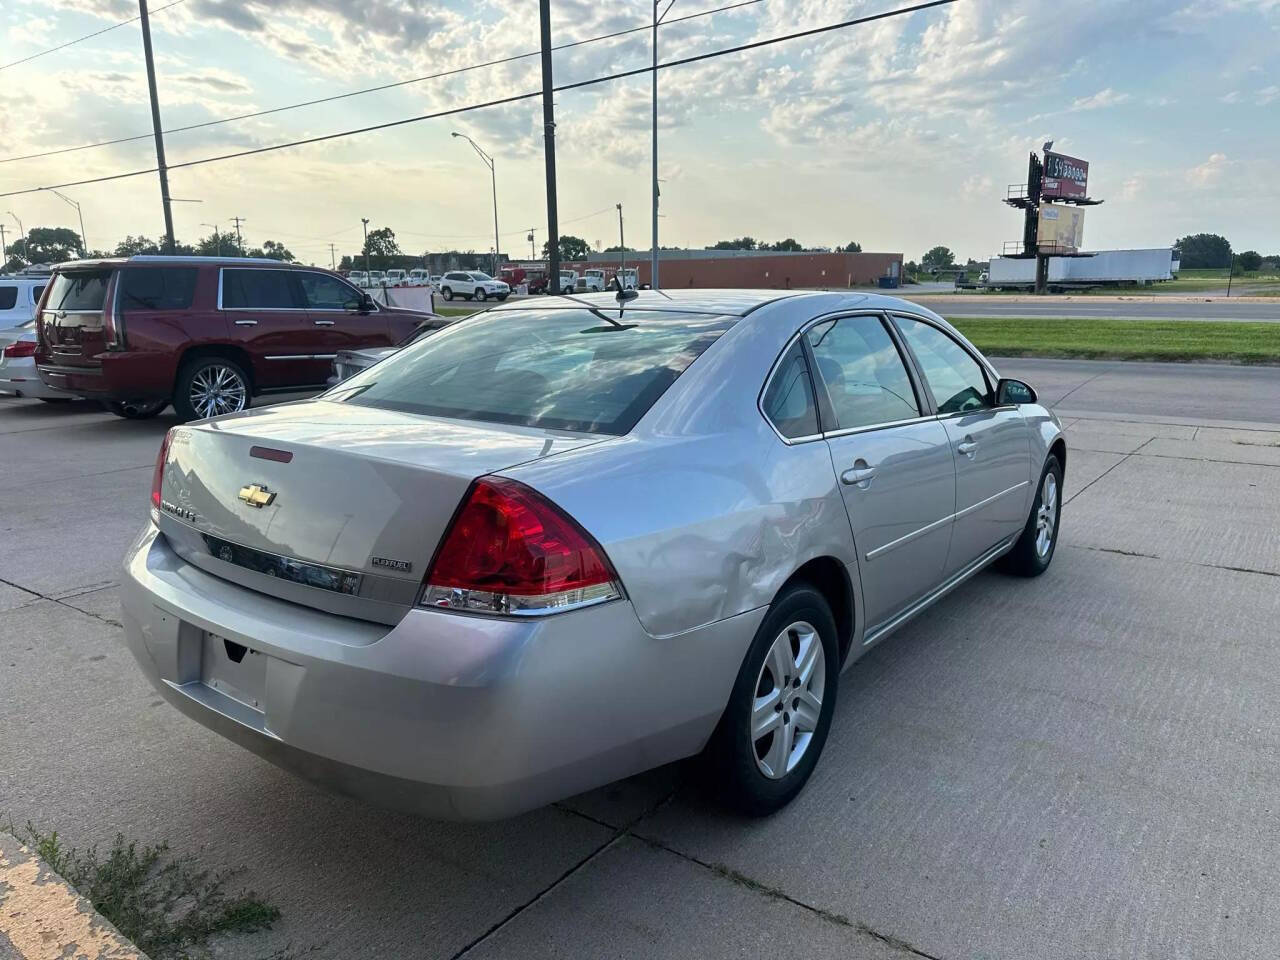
[0, 0, 188, 72]
[0, 0, 762, 166]
[0, 0, 956, 200]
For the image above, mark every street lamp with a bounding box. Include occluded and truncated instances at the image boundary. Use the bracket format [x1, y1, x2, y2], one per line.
[200, 223, 222, 256]
[452, 132, 500, 276]
[361, 218, 371, 275]
[49, 189, 88, 256]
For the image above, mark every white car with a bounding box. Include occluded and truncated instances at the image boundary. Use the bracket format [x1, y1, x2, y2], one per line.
[0, 320, 75, 401]
[578, 269, 606, 292]
[0, 275, 50, 335]
[557, 270, 579, 294]
[408, 269, 431, 286]
[386, 269, 409, 287]
[347, 270, 369, 287]
[367, 270, 387, 287]
[438, 271, 510, 302]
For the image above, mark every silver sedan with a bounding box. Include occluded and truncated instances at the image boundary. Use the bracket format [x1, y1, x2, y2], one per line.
[122, 290, 1064, 819]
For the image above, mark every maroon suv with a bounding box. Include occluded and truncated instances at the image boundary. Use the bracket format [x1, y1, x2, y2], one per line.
[35, 256, 430, 421]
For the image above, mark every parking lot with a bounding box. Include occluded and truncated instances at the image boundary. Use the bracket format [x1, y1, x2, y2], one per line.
[3, 358, 1279, 959]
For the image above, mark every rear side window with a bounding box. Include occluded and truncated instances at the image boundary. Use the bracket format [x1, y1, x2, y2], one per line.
[762, 341, 819, 439]
[332, 309, 735, 435]
[120, 268, 197, 312]
[32, 285, 45, 303]
[806, 315, 920, 429]
[0, 286, 16, 310]
[46, 271, 111, 311]
[222, 269, 299, 309]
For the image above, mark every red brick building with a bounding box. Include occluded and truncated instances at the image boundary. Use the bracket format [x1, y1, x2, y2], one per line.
[569, 251, 903, 289]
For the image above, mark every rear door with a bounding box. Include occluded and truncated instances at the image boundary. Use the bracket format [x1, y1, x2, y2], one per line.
[221, 267, 327, 389]
[892, 314, 1031, 575]
[807, 313, 956, 632]
[296, 269, 391, 357]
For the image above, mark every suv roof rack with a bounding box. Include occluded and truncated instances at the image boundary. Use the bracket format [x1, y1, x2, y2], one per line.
[129, 255, 285, 264]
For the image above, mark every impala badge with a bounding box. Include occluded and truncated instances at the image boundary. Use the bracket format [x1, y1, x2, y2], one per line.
[238, 483, 276, 508]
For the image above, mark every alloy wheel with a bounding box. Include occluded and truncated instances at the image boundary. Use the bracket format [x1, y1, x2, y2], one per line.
[1035, 471, 1058, 558]
[751, 620, 826, 779]
[189, 364, 247, 419]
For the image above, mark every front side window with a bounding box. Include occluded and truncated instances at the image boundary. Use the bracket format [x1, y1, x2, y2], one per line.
[120, 267, 198, 312]
[762, 341, 820, 439]
[299, 272, 359, 310]
[893, 316, 991, 414]
[331, 309, 735, 435]
[222, 269, 299, 309]
[805, 315, 920, 430]
[45, 270, 111, 311]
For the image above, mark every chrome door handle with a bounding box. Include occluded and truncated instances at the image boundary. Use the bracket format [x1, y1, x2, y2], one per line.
[234, 319, 258, 326]
[313, 320, 336, 326]
[957, 439, 978, 458]
[841, 461, 876, 487]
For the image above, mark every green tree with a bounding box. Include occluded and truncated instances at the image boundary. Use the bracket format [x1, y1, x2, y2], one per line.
[246, 240, 295, 262]
[1173, 233, 1232, 269]
[602, 245, 636, 253]
[921, 245, 956, 271]
[840, 241, 863, 253]
[770, 238, 803, 252]
[11, 227, 83, 264]
[114, 235, 163, 256]
[710, 237, 758, 250]
[1236, 250, 1262, 272]
[362, 227, 402, 269]
[541, 235, 590, 262]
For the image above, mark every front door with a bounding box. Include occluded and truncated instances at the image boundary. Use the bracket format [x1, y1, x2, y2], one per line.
[221, 267, 329, 389]
[892, 315, 1031, 574]
[807, 314, 957, 631]
[295, 270, 392, 361]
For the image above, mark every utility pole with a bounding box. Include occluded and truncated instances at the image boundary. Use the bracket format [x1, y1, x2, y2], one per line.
[528, 229, 536, 259]
[230, 216, 245, 254]
[539, 0, 561, 283]
[616, 203, 625, 283]
[329, 243, 337, 270]
[0, 225, 7, 270]
[361, 218, 371, 274]
[1227, 252, 1235, 298]
[200, 223, 221, 255]
[651, 0, 663, 290]
[138, 0, 175, 253]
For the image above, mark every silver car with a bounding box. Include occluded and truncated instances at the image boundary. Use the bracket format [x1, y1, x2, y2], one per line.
[122, 290, 1064, 820]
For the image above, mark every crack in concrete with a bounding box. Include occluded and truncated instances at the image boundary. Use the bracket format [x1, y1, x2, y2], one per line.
[0, 575, 123, 628]
[1067, 544, 1280, 579]
[1065, 437, 1153, 506]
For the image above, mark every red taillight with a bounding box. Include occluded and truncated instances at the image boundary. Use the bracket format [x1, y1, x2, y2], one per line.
[150, 429, 174, 515]
[2, 340, 36, 358]
[422, 477, 620, 615]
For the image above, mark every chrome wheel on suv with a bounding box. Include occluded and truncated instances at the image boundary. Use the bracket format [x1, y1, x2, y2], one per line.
[174, 357, 251, 422]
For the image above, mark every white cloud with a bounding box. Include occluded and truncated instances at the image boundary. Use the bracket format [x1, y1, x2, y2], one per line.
[1186, 153, 1229, 186]
[1258, 85, 1280, 105]
[1071, 88, 1131, 111]
[1219, 90, 1242, 103]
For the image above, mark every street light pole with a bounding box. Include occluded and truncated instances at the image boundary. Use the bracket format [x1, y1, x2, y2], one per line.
[451, 132, 500, 276]
[50, 189, 87, 256]
[200, 223, 221, 255]
[361, 218, 371, 274]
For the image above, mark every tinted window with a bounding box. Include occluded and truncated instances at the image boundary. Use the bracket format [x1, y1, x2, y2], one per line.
[120, 267, 197, 312]
[762, 341, 820, 438]
[805, 315, 919, 429]
[0, 286, 16, 310]
[222, 269, 299, 309]
[46, 270, 111, 311]
[333, 309, 734, 435]
[299, 272, 359, 309]
[894, 316, 991, 414]
[32, 285, 45, 303]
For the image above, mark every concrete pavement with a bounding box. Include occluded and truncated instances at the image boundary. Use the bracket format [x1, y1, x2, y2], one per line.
[3, 363, 1280, 959]
[913, 294, 1280, 323]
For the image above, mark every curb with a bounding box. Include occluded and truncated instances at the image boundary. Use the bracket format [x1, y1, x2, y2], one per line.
[0, 832, 150, 960]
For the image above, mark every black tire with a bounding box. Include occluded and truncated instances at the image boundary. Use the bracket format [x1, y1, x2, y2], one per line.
[703, 582, 840, 816]
[497, 294, 509, 301]
[103, 399, 168, 419]
[998, 454, 1063, 577]
[173, 356, 251, 423]
[441, 287, 454, 301]
[39, 397, 72, 404]
[474, 288, 487, 302]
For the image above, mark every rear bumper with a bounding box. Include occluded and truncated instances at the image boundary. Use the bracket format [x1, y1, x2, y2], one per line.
[1, 360, 78, 399]
[121, 524, 757, 820]
[38, 351, 174, 401]
[37, 362, 109, 397]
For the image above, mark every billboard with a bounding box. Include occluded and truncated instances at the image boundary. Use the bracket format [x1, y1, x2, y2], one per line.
[1037, 203, 1085, 254]
[1042, 151, 1089, 200]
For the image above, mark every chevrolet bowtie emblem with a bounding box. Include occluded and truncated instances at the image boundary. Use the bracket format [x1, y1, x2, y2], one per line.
[237, 483, 276, 508]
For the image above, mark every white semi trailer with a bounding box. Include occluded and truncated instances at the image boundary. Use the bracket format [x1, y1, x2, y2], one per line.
[986, 248, 1179, 291]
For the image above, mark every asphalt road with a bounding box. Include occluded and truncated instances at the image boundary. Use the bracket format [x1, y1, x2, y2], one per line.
[3, 361, 1280, 959]
[914, 295, 1280, 323]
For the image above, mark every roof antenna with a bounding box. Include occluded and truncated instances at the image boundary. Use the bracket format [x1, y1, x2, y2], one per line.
[613, 202, 638, 312]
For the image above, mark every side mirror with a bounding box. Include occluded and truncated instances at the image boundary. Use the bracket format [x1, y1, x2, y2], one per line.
[996, 378, 1037, 405]
[358, 293, 375, 313]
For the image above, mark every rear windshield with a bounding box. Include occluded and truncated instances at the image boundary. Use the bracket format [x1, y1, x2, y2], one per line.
[329, 308, 735, 435]
[46, 270, 111, 311]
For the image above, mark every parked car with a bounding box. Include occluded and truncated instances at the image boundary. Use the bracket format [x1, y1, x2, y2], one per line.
[34, 256, 433, 421]
[438, 271, 510, 302]
[326, 316, 452, 386]
[557, 270, 578, 294]
[0, 275, 50, 334]
[385, 269, 409, 287]
[367, 270, 387, 287]
[430, 275, 442, 287]
[0, 320, 75, 401]
[407, 269, 431, 286]
[124, 289, 1063, 821]
[347, 270, 369, 287]
[579, 269, 606, 292]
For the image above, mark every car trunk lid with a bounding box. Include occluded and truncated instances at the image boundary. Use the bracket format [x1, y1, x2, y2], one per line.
[156, 399, 608, 624]
[37, 266, 116, 367]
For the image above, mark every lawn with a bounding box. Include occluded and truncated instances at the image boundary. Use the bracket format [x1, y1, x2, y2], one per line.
[949, 317, 1280, 364]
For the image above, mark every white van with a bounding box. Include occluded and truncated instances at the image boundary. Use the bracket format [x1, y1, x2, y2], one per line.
[0, 276, 50, 333]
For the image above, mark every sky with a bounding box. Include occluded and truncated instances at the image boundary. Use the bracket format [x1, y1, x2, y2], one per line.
[1, 0, 1277, 266]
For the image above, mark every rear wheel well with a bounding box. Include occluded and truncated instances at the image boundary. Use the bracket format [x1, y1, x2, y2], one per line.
[176, 345, 255, 395]
[1050, 436, 1067, 475]
[782, 557, 854, 665]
